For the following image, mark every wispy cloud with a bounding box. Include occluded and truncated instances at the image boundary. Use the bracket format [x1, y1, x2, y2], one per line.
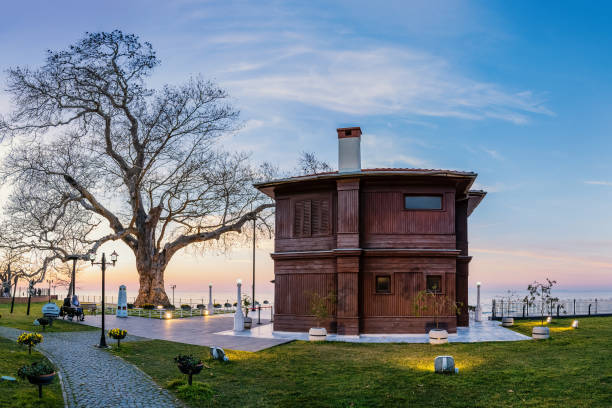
[220, 46, 553, 124]
[585, 180, 612, 186]
[472, 247, 612, 269]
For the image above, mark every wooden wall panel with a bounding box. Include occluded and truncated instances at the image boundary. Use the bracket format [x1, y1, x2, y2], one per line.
[362, 191, 455, 235]
[361, 257, 456, 320]
[275, 236, 336, 252]
[274, 272, 337, 316]
[362, 234, 455, 249]
[275, 198, 291, 239]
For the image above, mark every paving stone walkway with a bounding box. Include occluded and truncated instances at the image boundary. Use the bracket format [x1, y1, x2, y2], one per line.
[0, 326, 181, 408]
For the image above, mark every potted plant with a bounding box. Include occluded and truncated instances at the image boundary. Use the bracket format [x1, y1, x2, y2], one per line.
[174, 354, 205, 385]
[414, 286, 461, 345]
[17, 332, 43, 355]
[34, 317, 51, 331]
[17, 360, 56, 398]
[306, 291, 336, 341]
[108, 328, 127, 349]
[242, 295, 252, 329]
[524, 279, 558, 339]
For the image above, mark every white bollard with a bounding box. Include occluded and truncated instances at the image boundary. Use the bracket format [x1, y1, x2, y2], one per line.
[233, 279, 244, 331]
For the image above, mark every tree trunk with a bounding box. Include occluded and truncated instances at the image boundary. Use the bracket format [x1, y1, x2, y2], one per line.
[134, 255, 170, 307]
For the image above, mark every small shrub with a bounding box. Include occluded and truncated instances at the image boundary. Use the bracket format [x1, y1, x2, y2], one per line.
[196, 304, 206, 310]
[17, 360, 55, 378]
[224, 303, 232, 308]
[180, 304, 191, 311]
[166, 305, 176, 311]
[142, 303, 155, 310]
[127, 303, 135, 309]
[166, 378, 186, 390]
[17, 333, 43, 355]
[213, 303, 221, 308]
[176, 382, 213, 403]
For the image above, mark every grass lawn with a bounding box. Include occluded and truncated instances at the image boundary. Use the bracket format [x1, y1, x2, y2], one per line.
[110, 316, 612, 407]
[0, 336, 63, 407]
[0, 301, 97, 332]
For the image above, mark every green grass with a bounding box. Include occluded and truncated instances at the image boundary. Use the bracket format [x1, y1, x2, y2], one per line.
[0, 301, 97, 332]
[110, 316, 612, 407]
[0, 336, 64, 407]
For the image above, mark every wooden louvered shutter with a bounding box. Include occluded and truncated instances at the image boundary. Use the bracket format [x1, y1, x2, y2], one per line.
[302, 200, 312, 237]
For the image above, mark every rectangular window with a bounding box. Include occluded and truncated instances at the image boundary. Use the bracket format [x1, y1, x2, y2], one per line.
[375, 275, 391, 294]
[426, 275, 442, 293]
[404, 195, 442, 210]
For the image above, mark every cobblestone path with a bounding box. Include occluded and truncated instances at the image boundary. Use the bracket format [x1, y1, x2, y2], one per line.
[0, 326, 181, 408]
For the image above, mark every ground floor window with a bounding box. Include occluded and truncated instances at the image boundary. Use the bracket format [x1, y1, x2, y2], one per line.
[426, 275, 442, 293]
[375, 275, 391, 293]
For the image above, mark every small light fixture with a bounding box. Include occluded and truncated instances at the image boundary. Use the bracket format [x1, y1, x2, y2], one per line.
[110, 250, 118, 264]
[476, 281, 481, 286]
[434, 355, 457, 374]
[236, 279, 242, 285]
[89, 252, 96, 263]
[164, 312, 172, 319]
[204, 310, 210, 316]
[546, 316, 552, 323]
[157, 305, 163, 310]
[572, 320, 579, 329]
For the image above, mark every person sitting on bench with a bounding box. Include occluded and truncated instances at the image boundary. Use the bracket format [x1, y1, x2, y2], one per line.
[72, 294, 83, 315]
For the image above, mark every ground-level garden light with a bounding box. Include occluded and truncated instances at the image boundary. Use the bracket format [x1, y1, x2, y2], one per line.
[434, 356, 457, 374]
[546, 316, 552, 324]
[164, 312, 172, 319]
[572, 320, 579, 328]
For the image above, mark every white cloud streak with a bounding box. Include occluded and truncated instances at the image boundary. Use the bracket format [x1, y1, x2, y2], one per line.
[221, 46, 553, 124]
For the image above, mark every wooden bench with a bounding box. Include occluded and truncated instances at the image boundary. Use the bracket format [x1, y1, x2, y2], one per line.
[80, 302, 97, 314]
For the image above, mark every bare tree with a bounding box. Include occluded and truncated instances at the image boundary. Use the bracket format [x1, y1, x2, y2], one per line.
[0, 31, 273, 306]
[297, 151, 332, 175]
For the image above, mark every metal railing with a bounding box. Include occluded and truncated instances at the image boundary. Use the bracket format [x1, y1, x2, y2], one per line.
[491, 298, 612, 319]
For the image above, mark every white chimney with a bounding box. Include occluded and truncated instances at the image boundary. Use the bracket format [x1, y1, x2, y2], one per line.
[337, 127, 362, 173]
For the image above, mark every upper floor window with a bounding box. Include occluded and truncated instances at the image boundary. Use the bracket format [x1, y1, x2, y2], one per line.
[404, 195, 442, 210]
[294, 198, 330, 237]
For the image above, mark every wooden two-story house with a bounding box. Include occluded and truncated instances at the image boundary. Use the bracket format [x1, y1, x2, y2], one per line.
[255, 127, 485, 335]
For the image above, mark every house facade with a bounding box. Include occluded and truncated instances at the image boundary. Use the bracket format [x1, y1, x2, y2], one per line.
[255, 127, 485, 335]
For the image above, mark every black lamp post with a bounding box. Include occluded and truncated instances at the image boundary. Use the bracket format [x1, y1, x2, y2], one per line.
[90, 251, 118, 348]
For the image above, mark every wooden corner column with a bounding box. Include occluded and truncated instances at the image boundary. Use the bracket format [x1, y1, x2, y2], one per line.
[336, 179, 360, 335]
[455, 198, 470, 327]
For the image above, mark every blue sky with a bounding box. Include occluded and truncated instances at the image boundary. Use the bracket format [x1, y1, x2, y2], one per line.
[1, 0, 612, 296]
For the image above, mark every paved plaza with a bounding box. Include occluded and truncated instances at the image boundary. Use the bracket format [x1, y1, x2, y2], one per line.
[217, 318, 532, 343]
[0, 326, 180, 408]
[77, 311, 292, 352]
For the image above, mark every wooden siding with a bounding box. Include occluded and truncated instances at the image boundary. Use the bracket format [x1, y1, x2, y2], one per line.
[362, 234, 455, 249]
[275, 198, 291, 238]
[274, 189, 336, 252]
[362, 190, 455, 234]
[361, 257, 456, 320]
